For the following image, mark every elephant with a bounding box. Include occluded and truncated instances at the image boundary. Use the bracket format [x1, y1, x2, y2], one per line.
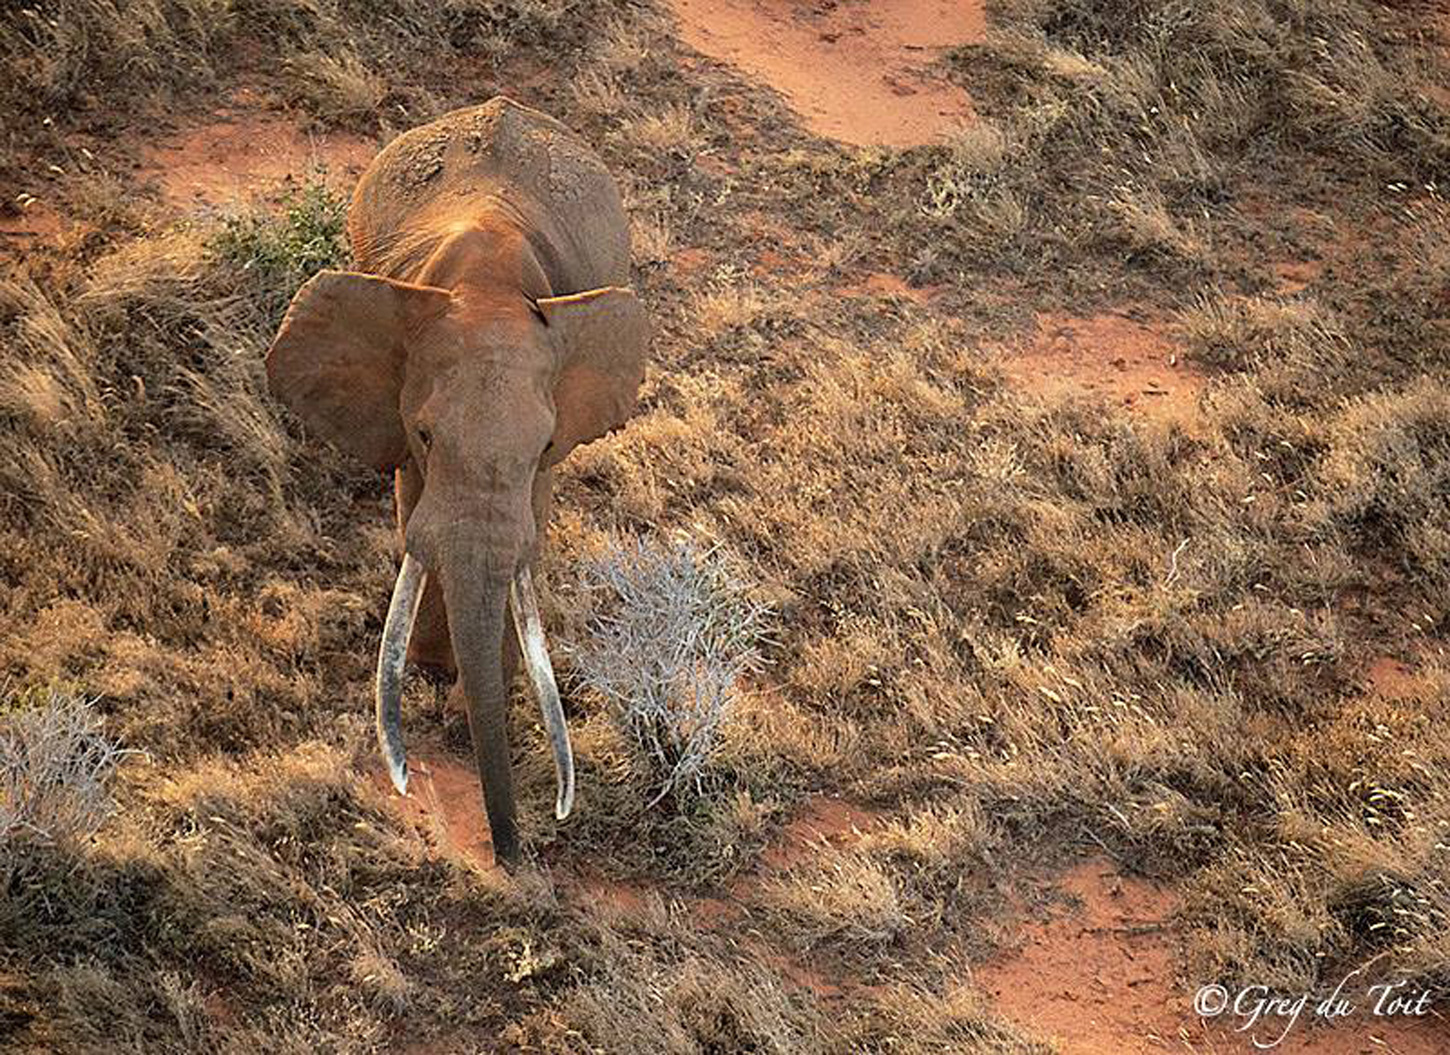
[265, 97, 650, 865]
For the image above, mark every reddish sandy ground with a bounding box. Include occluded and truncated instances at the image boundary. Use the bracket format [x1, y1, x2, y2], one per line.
[0, 203, 64, 243]
[369, 750, 498, 873]
[670, 0, 984, 146]
[840, 270, 943, 305]
[138, 91, 374, 207]
[2, 90, 373, 255]
[1001, 311, 1206, 432]
[978, 859, 1444, 1055]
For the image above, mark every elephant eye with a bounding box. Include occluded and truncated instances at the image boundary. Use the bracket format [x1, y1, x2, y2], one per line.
[416, 427, 432, 452]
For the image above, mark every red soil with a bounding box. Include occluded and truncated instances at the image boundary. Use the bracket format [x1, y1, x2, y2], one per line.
[138, 92, 373, 208]
[370, 750, 497, 870]
[1273, 259, 1325, 294]
[2, 93, 373, 257]
[979, 858, 1447, 1054]
[1001, 311, 1206, 431]
[668, 0, 984, 147]
[1365, 656, 1428, 700]
[756, 795, 882, 872]
[0, 201, 64, 248]
[839, 270, 941, 305]
[977, 860, 1186, 1053]
[673, 245, 713, 275]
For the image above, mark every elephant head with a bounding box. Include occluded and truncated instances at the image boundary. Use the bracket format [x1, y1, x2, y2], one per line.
[265, 266, 649, 863]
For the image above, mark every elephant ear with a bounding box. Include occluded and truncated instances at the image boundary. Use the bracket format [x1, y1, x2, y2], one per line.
[266, 270, 452, 471]
[538, 287, 649, 460]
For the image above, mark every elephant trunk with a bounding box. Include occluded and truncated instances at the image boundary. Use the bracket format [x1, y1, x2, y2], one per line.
[440, 556, 521, 864]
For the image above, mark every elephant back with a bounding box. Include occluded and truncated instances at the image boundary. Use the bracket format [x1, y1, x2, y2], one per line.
[348, 98, 630, 292]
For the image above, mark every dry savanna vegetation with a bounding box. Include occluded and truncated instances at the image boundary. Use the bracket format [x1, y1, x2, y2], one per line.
[2, 0, 1449, 1052]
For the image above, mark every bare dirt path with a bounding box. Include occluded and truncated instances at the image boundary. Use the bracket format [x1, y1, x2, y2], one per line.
[368, 750, 498, 872]
[1001, 311, 1206, 432]
[138, 92, 374, 208]
[978, 859, 1445, 1054]
[669, 0, 984, 147]
[1, 90, 373, 259]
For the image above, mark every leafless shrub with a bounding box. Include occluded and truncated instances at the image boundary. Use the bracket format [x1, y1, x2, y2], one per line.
[570, 536, 772, 806]
[0, 687, 137, 865]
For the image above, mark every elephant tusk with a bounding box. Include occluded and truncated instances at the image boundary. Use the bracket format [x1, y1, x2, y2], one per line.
[376, 553, 427, 795]
[509, 565, 576, 820]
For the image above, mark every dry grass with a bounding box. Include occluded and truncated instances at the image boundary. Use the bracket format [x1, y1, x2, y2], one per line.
[1182, 291, 1357, 404]
[741, 0, 1450, 302]
[2, 0, 1450, 1050]
[285, 53, 389, 128]
[756, 847, 910, 952]
[571, 66, 632, 118]
[0, 0, 629, 201]
[559, 934, 826, 1054]
[619, 102, 699, 158]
